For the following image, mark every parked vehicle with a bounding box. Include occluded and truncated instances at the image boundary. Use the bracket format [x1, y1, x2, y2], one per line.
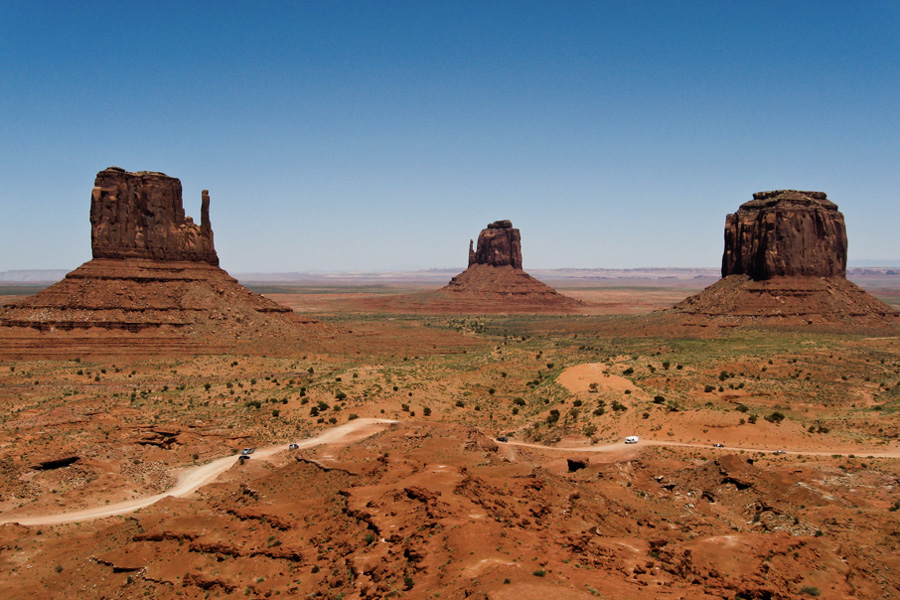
[288, 443, 300, 450]
[496, 436, 508, 443]
[625, 436, 639, 444]
[241, 448, 255, 455]
[714, 443, 724, 448]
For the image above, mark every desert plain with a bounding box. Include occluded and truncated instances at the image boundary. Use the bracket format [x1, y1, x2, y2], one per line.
[2, 270, 900, 600]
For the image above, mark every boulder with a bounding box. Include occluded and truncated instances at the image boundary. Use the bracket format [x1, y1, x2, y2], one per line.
[722, 190, 846, 280]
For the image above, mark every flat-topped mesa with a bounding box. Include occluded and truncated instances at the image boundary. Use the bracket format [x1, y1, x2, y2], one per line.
[722, 190, 846, 280]
[471, 220, 522, 269]
[90, 167, 219, 265]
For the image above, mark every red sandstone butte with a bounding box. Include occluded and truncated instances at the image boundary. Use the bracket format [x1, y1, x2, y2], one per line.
[667, 190, 897, 328]
[0, 167, 316, 358]
[722, 190, 847, 280]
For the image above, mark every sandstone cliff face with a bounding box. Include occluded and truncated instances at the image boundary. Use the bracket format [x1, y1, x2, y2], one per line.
[721, 190, 846, 280]
[91, 167, 218, 265]
[472, 220, 522, 269]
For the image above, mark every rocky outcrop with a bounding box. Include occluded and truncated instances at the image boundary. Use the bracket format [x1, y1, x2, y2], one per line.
[0, 167, 322, 357]
[91, 167, 218, 265]
[662, 190, 898, 330]
[471, 220, 522, 269]
[355, 220, 580, 313]
[427, 220, 579, 312]
[722, 190, 846, 280]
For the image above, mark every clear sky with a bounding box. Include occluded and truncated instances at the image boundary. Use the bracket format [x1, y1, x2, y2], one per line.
[2, 1, 898, 273]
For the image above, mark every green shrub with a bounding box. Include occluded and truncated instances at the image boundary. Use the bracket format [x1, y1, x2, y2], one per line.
[765, 411, 786, 424]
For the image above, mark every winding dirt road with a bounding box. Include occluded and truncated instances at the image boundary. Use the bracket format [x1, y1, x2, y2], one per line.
[0, 418, 397, 527]
[3, 417, 898, 527]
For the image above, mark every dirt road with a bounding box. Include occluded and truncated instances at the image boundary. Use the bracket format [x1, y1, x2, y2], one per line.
[4, 417, 898, 527]
[0, 418, 396, 527]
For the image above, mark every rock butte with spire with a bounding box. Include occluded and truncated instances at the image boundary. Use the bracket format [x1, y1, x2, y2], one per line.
[0, 167, 319, 358]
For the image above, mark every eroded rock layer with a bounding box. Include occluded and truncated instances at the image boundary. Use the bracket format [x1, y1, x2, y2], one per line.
[722, 190, 846, 280]
[672, 275, 898, 327]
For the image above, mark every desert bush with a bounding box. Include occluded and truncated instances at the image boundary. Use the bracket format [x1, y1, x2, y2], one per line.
[653, 395, 665, 404]
[765, 411, 786, 424]
[704, 385, 715, 393]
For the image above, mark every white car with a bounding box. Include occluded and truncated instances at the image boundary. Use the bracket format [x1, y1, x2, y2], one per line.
[625, 436, 639, 444]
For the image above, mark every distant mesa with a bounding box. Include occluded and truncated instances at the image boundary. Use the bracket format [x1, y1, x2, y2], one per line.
[426, 220, 580, 313]
[0, 167, 316, 358]
[670, 190, 898, 328]
[343, 220, 580, 314]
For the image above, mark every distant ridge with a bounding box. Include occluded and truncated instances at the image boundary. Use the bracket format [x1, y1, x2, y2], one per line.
[0, 270, 70, 282]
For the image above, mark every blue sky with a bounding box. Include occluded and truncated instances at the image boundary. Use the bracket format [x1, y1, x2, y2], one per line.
[2, 1, 898, 272]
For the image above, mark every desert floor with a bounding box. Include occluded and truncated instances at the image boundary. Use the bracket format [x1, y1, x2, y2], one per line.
[2, 278, 900, 599]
